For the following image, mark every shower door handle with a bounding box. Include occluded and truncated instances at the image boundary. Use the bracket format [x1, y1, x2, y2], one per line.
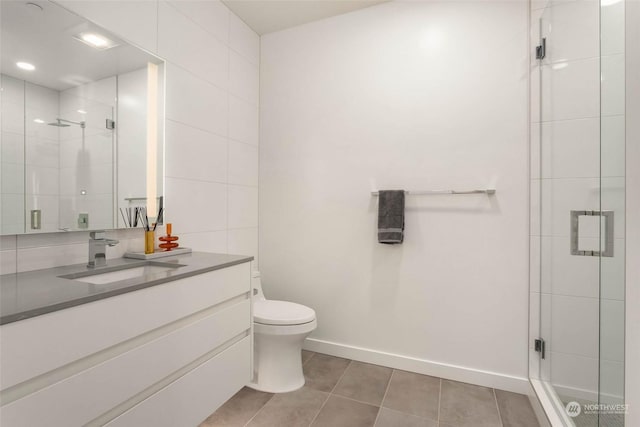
[570, 210, 614, 257]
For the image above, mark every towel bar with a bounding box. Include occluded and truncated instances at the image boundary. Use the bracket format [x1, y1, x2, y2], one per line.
[371, 189, 496, 196]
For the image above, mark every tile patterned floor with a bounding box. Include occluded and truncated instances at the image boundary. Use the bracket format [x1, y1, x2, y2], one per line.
[200, 351, 540, 427]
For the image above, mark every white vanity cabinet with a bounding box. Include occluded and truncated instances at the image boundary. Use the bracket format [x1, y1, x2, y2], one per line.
[0, 261, 252, 427]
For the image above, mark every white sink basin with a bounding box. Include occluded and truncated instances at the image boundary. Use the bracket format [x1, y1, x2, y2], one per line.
[61, 262, 185, 285]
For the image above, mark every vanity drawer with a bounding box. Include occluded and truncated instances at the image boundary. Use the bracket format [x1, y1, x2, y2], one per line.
[104, 336, 251, 427]
[1, 262, 250, 390]
[0, 299, 250, 427]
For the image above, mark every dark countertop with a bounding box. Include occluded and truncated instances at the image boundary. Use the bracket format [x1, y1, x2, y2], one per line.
[0, 252, 253, 325]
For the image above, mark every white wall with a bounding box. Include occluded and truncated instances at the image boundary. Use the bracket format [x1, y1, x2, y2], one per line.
[0, 0, 259, 274]
[625, 0, 640, 424]
[260, 1, 530, 390]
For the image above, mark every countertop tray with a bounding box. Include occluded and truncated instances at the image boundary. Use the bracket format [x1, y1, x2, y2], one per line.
[124, 247, 192, 260]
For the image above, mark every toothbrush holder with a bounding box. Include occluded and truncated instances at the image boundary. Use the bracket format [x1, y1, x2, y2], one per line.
[145, 230, 155, 254]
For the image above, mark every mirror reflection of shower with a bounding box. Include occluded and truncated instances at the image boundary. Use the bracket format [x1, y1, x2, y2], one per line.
[49, 117, 86, 149]
[47, 118, 86, 128]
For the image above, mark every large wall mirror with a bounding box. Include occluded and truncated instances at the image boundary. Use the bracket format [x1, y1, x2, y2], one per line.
[1, 0, 164, 235]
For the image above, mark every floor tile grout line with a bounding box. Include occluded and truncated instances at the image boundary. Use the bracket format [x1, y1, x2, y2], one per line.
[242, 392, 276, 427]
[437, 378, 442, 425]
[306, 391, 333, 427]
[329, 392, 385, 409]
[372, 368, 394, 426]
[307, 360, 352, 427]
[302, 351, 316, 366]
[493, 388, 505, 427]
[328, 360, 352, 395]
[377, 406, 437, 423]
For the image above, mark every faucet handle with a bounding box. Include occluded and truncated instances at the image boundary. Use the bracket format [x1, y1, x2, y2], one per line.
[90, 231, 106, 240]
[106, 239, 119, 247]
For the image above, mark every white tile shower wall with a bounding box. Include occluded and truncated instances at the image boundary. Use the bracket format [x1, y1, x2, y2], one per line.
[24, 82, 60, 234]
[530, 0, 626, 403]
[58, 76, 116, 231]
[260, 1, 529, 383]
[1, 75, 26, 235]
[0, 0, 259, 274]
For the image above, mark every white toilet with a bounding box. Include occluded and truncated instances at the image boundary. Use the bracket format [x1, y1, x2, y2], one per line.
[248, 271, 317, 393]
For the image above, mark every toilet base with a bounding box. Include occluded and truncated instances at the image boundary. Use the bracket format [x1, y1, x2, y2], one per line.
[248, 320, 316, 393]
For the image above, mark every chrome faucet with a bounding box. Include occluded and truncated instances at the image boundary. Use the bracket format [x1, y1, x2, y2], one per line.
[88, 231, 119, 268]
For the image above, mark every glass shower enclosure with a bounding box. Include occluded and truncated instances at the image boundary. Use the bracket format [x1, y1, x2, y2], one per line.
[530, 0, 626, 425]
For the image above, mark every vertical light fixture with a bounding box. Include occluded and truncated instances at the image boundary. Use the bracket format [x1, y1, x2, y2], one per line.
[146, 62, 159, 218]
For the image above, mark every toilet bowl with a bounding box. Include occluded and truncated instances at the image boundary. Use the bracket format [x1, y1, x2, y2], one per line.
[248, 271, 317, 393]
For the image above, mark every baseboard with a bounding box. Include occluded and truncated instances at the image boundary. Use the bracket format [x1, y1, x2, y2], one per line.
[303, 338, 531, 395]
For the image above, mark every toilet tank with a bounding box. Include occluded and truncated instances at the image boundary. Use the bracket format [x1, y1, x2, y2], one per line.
[252, 271, 266, 300]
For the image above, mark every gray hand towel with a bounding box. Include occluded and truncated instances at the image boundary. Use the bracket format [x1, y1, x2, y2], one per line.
[377, 190, 405, 244]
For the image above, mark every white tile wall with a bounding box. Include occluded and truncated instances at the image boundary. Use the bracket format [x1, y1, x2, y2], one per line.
[540, 58, 600, 122]
[227, 227, 259, 263]
[601, 0, 625, 56]
[229, 94, 259, 146]
[550, 294, 599, 359]
[228, 185, 258, 229]
[542, 0, 599, 64]
[167, 0, 229, 44]
[1, 0, 260, 273]
[158, 1, 229, 89]
[228, 141, 258, 186]
[165, 63, 228, 137]
[540, 118, 599, 179]
[165, 177, 227, 234]
[601, 54, 625, 116]
[229, 51, 259, 104]
[164, 119, 228, 183]
[229, 12, 260, 65]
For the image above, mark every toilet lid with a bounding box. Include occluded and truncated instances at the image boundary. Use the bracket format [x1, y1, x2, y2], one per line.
[254, 300, 316, 325]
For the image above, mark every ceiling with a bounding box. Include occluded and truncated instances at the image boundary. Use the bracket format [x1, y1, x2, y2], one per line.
[222, 0, 390, 35]
[1, 0, 161, 91]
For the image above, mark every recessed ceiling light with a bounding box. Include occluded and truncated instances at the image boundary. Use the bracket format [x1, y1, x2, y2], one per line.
[77, 109, 87, 114]
[16, 62, 36, 71]
[33, 118, 45, 124]
[73, 32, 119, 50]
[82, 33, 108, 47]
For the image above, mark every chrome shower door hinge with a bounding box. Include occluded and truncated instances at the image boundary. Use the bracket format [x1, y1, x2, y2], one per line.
[106, 119, 116, 130]
[535, 338, 546, 359]
[536, 38, 546, 60]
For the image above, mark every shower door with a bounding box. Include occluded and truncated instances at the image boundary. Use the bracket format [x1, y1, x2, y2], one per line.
[532, 0, 626, 425]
